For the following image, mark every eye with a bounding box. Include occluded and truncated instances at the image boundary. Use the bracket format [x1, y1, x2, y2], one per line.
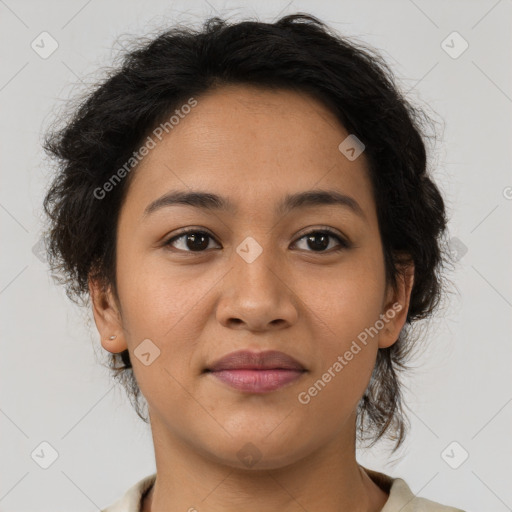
[164, 229, 220, 252]
[163, 227, 350, 254]
[292, 228, 350, 253]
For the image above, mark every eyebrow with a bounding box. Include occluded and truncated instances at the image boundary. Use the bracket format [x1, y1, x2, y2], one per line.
[143, 188, 366, 220]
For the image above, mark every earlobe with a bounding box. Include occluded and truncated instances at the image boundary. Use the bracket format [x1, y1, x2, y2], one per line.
[88, 277, 128, 354]
[378, 261, 415, 349]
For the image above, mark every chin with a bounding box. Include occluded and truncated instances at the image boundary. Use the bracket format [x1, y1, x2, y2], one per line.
[201, 429, 312, 472]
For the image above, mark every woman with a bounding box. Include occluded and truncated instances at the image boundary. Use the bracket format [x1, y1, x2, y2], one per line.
[42, 12, 464, 512]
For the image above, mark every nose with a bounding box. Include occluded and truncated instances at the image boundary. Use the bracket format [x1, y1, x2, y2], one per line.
[216, 242, 299, 332]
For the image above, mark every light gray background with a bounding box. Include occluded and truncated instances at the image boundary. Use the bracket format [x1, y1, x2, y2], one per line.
[1, 0, 511, 511]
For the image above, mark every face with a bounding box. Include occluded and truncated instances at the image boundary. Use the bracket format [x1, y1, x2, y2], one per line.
[91, 84, 413, 470]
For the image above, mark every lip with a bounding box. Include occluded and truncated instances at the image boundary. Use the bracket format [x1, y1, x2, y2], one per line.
[204, 350, 307, 393]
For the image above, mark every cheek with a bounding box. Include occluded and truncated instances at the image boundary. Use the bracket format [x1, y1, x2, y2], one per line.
[294, 283, 383, 422]
[116, 251, 208, 387]
[293, 254, 385, 398]
[117, 247, 202, 333]
[298, 253, 386, 342]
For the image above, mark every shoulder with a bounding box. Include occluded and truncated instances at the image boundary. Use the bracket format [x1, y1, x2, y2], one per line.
[384, 477, 466, 511]
[363, 467, 466, 512]
[100, 473, 156, 512]
[99, 469, 466, 512]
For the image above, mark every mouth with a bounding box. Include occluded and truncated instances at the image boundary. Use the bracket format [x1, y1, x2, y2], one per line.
[203, 350, 307, 393]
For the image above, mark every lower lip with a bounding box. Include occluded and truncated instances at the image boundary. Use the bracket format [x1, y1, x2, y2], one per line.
[208, 369, 305, 393]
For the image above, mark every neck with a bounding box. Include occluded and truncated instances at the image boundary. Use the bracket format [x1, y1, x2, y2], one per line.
[142, 413, 389, 512]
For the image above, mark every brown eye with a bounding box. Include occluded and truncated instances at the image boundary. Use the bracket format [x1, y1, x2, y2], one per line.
[165, 230, 220, 252]
[293, 229, 350, 253]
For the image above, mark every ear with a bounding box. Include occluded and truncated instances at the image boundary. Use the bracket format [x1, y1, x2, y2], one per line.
[378, 259, 415, 349]
[88, 276, 128, 354]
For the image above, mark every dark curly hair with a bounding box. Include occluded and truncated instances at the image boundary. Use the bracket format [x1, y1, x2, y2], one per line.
[42, 12, 452, 453]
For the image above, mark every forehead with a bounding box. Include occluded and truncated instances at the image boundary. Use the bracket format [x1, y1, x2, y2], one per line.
[123, 84, 375, 221]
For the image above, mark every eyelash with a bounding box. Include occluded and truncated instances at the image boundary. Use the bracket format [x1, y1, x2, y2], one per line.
[163, 227, 351, 254]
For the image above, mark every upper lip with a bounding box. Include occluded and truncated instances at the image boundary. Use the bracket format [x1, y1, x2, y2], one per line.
[205, 350, 306, 372]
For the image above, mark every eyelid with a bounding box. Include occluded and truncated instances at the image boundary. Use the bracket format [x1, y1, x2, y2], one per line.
[164, 226, 220, 247]
[168, 226, 216, 239]
[294, 225, 347, 241]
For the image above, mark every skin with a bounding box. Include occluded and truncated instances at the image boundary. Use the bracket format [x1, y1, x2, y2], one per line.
[90, 84, 414, 512]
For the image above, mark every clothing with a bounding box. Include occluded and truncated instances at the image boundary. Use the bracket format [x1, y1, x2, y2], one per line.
[100, 467, 465, 511]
